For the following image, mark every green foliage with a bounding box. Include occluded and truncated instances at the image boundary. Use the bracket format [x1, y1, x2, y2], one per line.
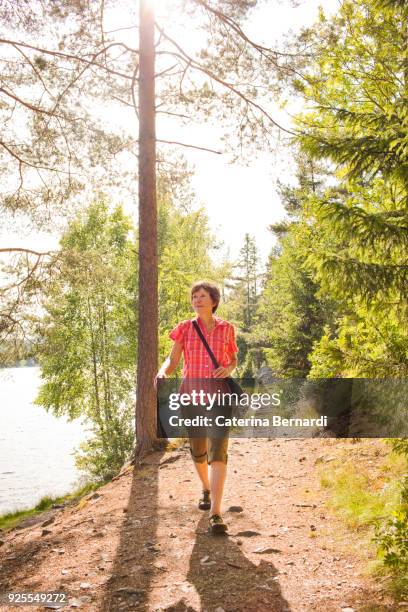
[235, 233, 259, 332]
[297, 0, 408, 188]
[309, 307, 408, 378]
[304, 180, 408, 303]
[374, 508, 408, 575]
[222, 234, 260, 376]
[390, 440, 408, 458]
[317, 442, 407, 598]
[320, 465, 393, 529]
[286, 0, 408, 588]
[374, 441, 408, 580]
[35, 200, 137, 481]
[291, 0, 408, 379]
[256, 223, 330, 377]
[296, 0, 408, 271]
[254, 152, 332, 377]
[75, 430, 134, 482]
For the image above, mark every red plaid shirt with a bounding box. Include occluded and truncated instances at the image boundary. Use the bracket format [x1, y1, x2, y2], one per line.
[169, 316, 238, 379]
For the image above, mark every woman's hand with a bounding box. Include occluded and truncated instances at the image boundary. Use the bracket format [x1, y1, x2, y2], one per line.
[212, 366, 232, 378]
[212, 356, 237, 378]
[154, 371, 166, 389]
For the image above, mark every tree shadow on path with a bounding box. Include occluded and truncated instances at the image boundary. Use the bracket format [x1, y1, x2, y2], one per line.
[164, 514, 291, 612]
[99, 448, 166, 612]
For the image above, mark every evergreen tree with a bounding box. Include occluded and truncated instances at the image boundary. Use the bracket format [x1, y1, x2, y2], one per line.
[232, 233, 259, 332]
[223, 233, 260, 376]
[292, 0, 408, 376]
[295, 0, 408, 300]
[254, 152, 331, 377]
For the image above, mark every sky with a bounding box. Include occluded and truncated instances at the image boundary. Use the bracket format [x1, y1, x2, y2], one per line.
[1, 0, 339, 268]
[165, 0, 338, 266]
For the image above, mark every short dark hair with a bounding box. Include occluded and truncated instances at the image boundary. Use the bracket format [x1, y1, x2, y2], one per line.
[190, 280, 221, 313]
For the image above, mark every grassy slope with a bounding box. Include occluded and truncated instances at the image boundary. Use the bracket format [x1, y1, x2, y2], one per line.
[318, 439, 408, 599]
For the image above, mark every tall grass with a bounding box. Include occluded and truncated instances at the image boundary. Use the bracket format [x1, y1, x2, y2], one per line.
[319, 441, 408, 598]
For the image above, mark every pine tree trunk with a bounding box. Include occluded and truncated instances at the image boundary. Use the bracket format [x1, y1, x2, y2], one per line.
[135, 0, 159, 458]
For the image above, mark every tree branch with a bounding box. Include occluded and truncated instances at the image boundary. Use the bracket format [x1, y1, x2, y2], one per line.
[0, 248, 55, 256]
[0, 38, 137, 81]
[194, 0, 311, 60]
[0, 139, 78, 175]
[157, 139, 221, 154]
[0, 86, 63, 118]
[155, 25, 295, 135]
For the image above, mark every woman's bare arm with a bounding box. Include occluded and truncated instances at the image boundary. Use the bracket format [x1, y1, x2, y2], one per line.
[157, 341, 183, 378]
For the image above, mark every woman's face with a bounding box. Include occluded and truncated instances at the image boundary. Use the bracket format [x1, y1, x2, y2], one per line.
[191, 288, 215, 315]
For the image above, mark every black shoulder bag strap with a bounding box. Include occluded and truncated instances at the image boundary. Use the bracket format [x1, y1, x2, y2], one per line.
[192, 320, 245, 414]
[192, 320, 219, 369]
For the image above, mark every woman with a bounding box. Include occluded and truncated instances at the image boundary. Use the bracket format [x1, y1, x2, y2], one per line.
[156, 281, 238, 534]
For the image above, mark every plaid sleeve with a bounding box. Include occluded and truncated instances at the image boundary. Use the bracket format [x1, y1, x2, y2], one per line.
[169, 321, 187, 347]
[227, 324, 238, 354]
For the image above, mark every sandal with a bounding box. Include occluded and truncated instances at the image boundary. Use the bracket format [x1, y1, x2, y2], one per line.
[198, 489, 211, 510]
[208, 514, 228, 535]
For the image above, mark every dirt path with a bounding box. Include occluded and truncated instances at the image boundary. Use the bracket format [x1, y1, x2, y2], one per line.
[0, 438, 399, 611]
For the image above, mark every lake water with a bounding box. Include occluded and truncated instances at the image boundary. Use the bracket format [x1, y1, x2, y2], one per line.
[0, 367, 89, 515]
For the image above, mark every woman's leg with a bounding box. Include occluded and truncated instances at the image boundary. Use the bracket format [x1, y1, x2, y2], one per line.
[189, 437, 210, 491]
[209, 461, 227, 515]
[193, 460, 211, 492]
[208, 436, 229, 516]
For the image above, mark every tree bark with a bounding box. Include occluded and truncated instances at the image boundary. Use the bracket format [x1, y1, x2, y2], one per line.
[135, 0, 159, 458]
